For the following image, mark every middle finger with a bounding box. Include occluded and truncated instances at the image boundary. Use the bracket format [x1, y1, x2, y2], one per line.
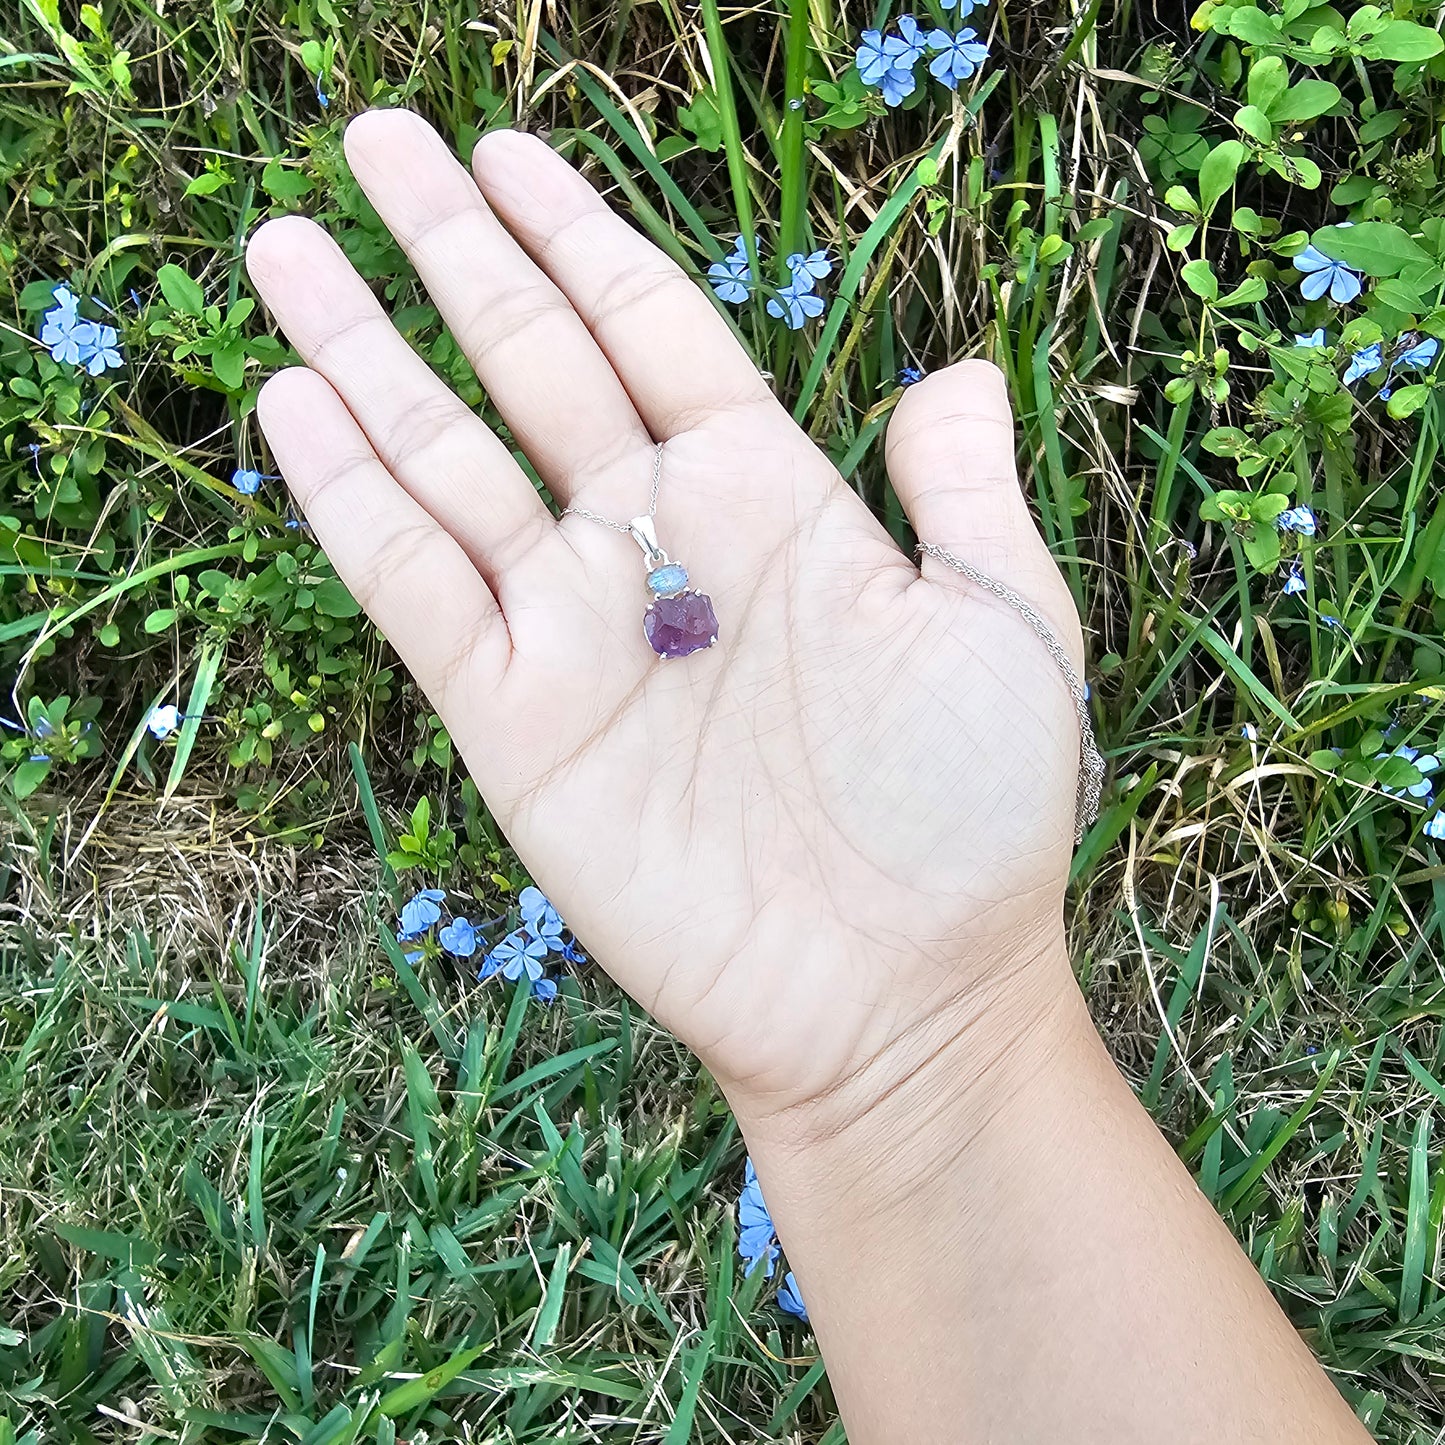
[343, 109, 654, 504]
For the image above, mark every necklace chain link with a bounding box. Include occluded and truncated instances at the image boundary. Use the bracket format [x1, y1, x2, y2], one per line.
[561, 443, 664, 533]
[917, 542, 1105, 841]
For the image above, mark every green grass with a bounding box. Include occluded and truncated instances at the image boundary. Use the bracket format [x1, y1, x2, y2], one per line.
[5, 0, 1445, 1439]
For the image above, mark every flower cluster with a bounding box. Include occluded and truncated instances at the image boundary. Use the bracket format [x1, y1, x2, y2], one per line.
[707, 235, 753, 304]
[478, 885, 584, 1004]
[38, 286, 123, 376]
[1378, 743, 1439, 802]
[737, 1158, 810, 1323]
[706, 236, 835, 331]
[769, 250, 831, 329]
[1293, 330, 1439, 398]
[1373, 743, 1445, 838]
[855, 3, 989, 108]
[397, 884, 576, 987]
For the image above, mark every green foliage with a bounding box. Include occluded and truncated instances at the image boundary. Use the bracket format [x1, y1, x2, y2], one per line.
[6, 0, 1445, 1438]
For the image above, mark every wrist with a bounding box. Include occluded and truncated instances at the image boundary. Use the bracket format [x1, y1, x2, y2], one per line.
[728, 929, 1090, 1169]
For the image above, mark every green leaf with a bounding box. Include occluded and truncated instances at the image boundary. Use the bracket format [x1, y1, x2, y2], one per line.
[1181, 259, 1219, 300]
[378, 1343, 484, 1418]
[312, 577, 361, 617]
[1227, 7, 1282, 45]
[1270, 79, 1340, 122]
[1245, 54, 1287, 112]
[1387, 384, 1429, 419]
[183, 170, 229, 197]
[1313, 222, 1432, 277]
[143, 608, 178, 634]
[260, 157, 314, 203]
[1218, 276, 1268, 307]
[156, 263, 204, 317]
[1363, 20, 1444, 62]
[211, 343, 246, 391]
[1198, 140, 1247, 216]
[11, 758, 51, 799]
[1234, 105, 1273, 144]
[1309, 750, 1341, 772]
[1373, 279, 1426, 312]
[1164, 184, 1198, 216]
[677, 89, 724, 151]
[164, 642, 224, 801]
[1243, 527, 1281, 571]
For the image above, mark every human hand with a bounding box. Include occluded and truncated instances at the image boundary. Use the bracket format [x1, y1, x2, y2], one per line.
[246, 109, 1086, 1136]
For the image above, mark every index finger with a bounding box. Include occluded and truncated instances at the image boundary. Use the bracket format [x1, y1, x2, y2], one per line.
[470, 130, 781, 439]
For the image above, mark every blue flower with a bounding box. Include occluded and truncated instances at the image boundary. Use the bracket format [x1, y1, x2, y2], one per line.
[1378, 744, 1440, 801]
[231, 468, 276, 494]
[891, 15, 930, 67]
[49, 285, 80, 323]
[877, 63, 918, 107]
[38, 289, 124, 374]
[1343, 343, 1383, 386]
[898, 365, 924, 385]
[855, 29, 897, 85]
[940, 0, 986, 11]
[1282, 564, 1306, 595]
[856, 24, 921, 107]
[532, 976, 559, 1003]
[83, 323, 123, 375]
[145, 703, 181, 739]
[399, 887, 446, 939]
[1293, 245, 1362, 305]
[1397, 337, 1440, 371]
[1277, 505, 1316, 536]
[41, 310, 87, 365]
[707, 238, 753, 306]
[482, 927, 548, 984]
[767, 282, 826, 330]
[785, 250, 833, 292]
[925, 26, 990, 87]
[777, 1272, 810, 1322]
[519, 885, 565, 950]
[738, 1158, 781, 1278]
[561, 938, 587, 964]
[1425, 812, 1445, 841]
[438, 916, 479, 957]
[1294, 329, 1327, 348]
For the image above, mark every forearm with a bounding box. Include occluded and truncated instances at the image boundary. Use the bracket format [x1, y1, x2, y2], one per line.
[735, 952, 1369, 1445]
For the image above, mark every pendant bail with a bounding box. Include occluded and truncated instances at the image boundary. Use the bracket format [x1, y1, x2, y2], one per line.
[628, 515, 669, 570]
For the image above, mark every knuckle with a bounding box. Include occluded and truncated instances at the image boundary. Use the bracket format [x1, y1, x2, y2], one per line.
[376, 391, 476, 465]
[588, 259, 687, 332]
[309, 310, 379, 365]
[466, 284, 573, 363]
[405, 195, 483, 257]
[354, 521, 436, 608]
[302, 448, 377, 511]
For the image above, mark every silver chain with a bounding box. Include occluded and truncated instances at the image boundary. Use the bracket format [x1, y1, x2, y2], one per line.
[562, 443, 664, 531]
[917, 541, 1104, 841]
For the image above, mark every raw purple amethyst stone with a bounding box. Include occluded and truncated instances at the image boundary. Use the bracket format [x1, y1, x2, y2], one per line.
[644, 589, 719, 659]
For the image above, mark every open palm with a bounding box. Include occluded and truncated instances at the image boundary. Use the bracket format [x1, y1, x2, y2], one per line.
[248, 111, 1086, 1124]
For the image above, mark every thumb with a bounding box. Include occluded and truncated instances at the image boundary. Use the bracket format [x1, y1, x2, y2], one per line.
[884, 360, 1084, 670]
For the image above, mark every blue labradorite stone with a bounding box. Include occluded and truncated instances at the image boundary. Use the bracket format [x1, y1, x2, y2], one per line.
[647, 563, 689, 597]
